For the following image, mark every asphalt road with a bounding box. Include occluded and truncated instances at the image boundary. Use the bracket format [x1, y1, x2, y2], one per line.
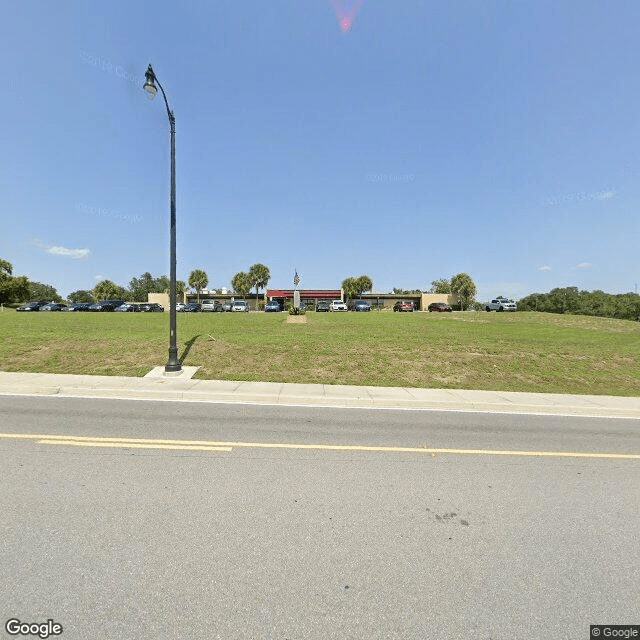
[1, 396, 639, 640]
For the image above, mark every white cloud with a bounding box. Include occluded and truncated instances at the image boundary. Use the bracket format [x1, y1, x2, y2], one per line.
[538, 265, 552, 272]
[30, 238, 90, 260]
[575, 262, 592, 269]
[594, 190, 616, 200]
[47, 245, 90, 259]
[94, 275, 104, 281]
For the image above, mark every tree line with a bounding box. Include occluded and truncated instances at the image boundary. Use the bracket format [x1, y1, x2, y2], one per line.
[2, 256, 477, 311]
[518, 287, 640, 321]
[0, 257, 273, 306]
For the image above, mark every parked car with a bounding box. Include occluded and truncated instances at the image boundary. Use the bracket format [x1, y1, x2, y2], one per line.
[182, 303, 201, 312]
[485, 297, 517, 312]
[232, 300, 249, 312]
[175, 303, 186, 312]
[222, 301, 233, 312]
[16, 300, 48, 312]
[89, 300, 125, 311]
[140, 303, 164, 312]
[63, 302, 92, 312]
[265, 300, 282, 312]
[428, 302, 452, 312]
[39, 303, 67, 311]
[115, 303, 140, 312]
[349, 300, 371, 312]
[201, 300, 224, 312]
[330, 299, 348, 312]
[393, 300, 414, 312]
[315, 300, 331, 312]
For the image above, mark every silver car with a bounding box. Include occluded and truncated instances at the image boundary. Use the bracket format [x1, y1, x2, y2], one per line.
[232, 300, 249, 312]
[485, 297, 517, 312]
[201, 300, 222, 312]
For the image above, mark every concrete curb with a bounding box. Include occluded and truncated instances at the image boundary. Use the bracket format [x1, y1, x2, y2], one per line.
[1, 371, 639, 418]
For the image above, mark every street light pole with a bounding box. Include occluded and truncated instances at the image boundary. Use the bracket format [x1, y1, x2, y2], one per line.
[143, 64, 181, 373]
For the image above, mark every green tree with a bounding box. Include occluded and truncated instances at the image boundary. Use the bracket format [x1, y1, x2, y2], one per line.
[92, 280, 122, 301]
[0, 258, 30, 305]
[518, 288, 640, 321]
[231, 271, 252, 298]
[129, 272, 172, 302]
[343, 275, 373, 300]
[430, 278, 451, 294]
[450, 273, 477, 310]
[341, 277, 359, 301]
[0, 259, 12, 277]
[356, 275, 373, 297]
[248, 263, 271, 305]
[188, 269, 208, 303]
[68, 290, 93, 303]
[163, 280, 187, 299]
[29, 281, 63, 302]
[0, 274, 29, 304]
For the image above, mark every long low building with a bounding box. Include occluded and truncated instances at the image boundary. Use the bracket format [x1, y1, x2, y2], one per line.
[156, 289, 457, 311]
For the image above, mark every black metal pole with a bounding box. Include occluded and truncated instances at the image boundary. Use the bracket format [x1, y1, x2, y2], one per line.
[145, 64, 181, 373]
[166, 109, 181, 371]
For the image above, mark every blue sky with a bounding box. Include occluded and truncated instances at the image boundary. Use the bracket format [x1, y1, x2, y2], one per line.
[2, 0, 639, 301]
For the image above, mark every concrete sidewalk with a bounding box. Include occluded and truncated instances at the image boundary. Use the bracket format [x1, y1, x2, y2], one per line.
[0, 370, 639, 418]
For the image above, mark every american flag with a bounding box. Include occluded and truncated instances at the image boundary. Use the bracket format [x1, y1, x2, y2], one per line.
[293, 270, 300, 287]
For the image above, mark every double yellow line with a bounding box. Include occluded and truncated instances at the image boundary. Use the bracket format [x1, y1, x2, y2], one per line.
[0, 433, 231, 452]
[1, 433, 640, 459]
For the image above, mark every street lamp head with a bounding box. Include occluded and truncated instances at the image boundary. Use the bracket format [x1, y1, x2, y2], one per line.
[143, 64, 158, 100]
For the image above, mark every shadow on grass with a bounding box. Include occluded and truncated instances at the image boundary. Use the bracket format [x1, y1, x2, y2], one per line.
[179, 334, 201, 363]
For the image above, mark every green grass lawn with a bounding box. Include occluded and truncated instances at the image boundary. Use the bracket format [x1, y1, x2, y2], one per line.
[1, 310, 639, 396]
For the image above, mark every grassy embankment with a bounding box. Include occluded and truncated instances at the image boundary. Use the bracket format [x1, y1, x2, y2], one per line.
[1, 310, 639, 396]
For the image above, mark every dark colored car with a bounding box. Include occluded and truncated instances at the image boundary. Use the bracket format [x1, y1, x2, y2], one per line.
[63, 302, 93, 312]
[428, 302, 452, 312]
[115, 303, 141, 312]
[393, 300, 415, 312]
[89, 300, 126, 311]
[182, 303, 202, 312]
[140, 303, 164, 312]
[16, 300, 48, 312]
[265, 300, 282, 312]
[39, 303, 67, 311]
[315, 300, 331, 312]
[349, 300, 371, 312]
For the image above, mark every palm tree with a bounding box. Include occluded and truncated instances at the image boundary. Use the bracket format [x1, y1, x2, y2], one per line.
[341, 277, 359, 302]
[356, 275, 373, 297]
[188, 269, 208, 303]
[248, 263, 271, 307]
[231, 271, 252, 298]
[342, 275, 373, 301]
[164, 280, 187, 302]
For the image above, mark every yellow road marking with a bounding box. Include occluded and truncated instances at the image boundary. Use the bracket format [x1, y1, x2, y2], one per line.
[1, 433, 639, 459]
[37, 440, 231, 452]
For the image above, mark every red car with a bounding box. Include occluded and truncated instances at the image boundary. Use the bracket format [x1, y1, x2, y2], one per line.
[393, 300, 414, 312]
[428, 302, 452, 312]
